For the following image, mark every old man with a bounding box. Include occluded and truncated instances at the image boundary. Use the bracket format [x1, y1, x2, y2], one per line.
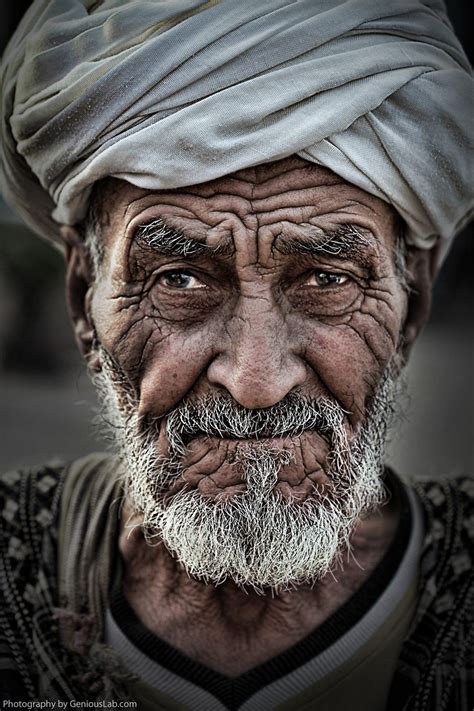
[0, 1, 472, 709]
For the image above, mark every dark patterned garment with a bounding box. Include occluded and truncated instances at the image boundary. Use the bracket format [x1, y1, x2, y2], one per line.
[0, 454, 473, 709]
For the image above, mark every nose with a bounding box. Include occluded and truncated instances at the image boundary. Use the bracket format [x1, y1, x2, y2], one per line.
[207, 297, 307, 409]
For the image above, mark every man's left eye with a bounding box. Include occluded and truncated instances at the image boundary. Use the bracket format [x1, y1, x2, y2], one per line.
[158, 270, 205, 289]
[307, 271, 349, 287]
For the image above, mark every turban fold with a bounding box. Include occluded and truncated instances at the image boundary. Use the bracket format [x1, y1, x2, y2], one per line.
[1, 0, 472, 261]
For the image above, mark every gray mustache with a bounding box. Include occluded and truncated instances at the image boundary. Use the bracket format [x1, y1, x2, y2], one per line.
[163, 392, 345, 448]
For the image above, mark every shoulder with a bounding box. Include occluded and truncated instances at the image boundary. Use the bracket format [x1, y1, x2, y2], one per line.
[414, 476, 474, 512]
[0, 453, 119, 507]
[0, 453, 118, 560]
[407, 476, 473, 590]
[380, 477, 474, 710]
[0, 462, 68, 696]
[0, 454, 119, 699]
[0, 460, 69, 612]
[408, 476, 473, 654]
[0, 461, 66, 548]
[412, 476, 473, 557]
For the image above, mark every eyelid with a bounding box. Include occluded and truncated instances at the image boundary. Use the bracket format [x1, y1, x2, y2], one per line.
[304, 269, 349, 283]
[157, 267, 208, 289]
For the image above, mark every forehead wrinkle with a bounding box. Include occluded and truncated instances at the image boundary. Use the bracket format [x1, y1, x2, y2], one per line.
[250, 183, 370, 214]
[251, 168, 343, 201]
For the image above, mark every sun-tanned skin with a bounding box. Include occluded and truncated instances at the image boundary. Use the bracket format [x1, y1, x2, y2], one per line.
[62, 157, 433, 676]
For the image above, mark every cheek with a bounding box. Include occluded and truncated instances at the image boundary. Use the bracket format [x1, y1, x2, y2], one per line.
[91, 285, 217, 417]
[137, 327, 215, 417]
[301, 295, 404, 423]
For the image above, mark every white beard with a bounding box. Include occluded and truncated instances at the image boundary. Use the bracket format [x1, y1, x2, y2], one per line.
[93, 351, 398, 592]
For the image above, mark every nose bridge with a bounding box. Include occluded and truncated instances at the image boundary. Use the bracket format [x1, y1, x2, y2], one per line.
[207, 291, 306, 408]
[234, 292, 282, 369]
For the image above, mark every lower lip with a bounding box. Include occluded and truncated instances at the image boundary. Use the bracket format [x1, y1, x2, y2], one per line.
[189, 435, 298, 447]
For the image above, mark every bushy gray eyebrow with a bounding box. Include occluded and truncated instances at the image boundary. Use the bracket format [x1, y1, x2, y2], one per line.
[135, 217, 373, 265]
[135, 218, 233, 257]
[273, 224, 373, 261]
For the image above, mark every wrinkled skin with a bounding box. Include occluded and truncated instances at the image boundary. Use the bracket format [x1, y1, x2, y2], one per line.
[62, 157, 433, 675]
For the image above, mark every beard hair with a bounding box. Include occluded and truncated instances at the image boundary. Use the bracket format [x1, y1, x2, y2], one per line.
[92, 348, 399, 592]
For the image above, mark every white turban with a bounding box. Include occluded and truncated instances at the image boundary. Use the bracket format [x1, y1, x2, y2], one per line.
[1, 0, 472, 262]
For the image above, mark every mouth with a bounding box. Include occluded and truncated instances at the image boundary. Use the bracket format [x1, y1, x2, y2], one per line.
[157, 392, 341, 456]
[174, 428, 332, 449]
[189, 432, 297, 442]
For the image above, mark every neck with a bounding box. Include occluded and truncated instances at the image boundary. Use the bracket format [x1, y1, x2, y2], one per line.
[116, 494, 399, 677]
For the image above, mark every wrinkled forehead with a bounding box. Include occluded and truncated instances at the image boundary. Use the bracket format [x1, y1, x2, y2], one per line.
[90, 157, 401, 250]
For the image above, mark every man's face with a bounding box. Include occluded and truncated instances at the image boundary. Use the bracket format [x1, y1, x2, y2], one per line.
[75, 157, 413, 590]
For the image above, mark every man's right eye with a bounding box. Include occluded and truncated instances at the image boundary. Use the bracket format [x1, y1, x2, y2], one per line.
[158, 270, 205, 289]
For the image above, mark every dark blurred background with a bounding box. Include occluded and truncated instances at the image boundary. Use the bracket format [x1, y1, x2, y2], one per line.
[0, 1, 472, 477]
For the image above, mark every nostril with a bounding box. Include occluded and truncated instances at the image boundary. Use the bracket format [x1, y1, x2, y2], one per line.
[207, 353, 307, 410]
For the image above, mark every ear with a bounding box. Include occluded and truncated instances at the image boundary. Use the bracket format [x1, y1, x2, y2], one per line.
[60, 225, 101, 371]
[400, 246, 435, 362]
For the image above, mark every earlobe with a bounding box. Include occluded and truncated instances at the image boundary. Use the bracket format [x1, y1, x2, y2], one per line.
[400, 247, 434, 362]
[61, 225, 101, 371]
